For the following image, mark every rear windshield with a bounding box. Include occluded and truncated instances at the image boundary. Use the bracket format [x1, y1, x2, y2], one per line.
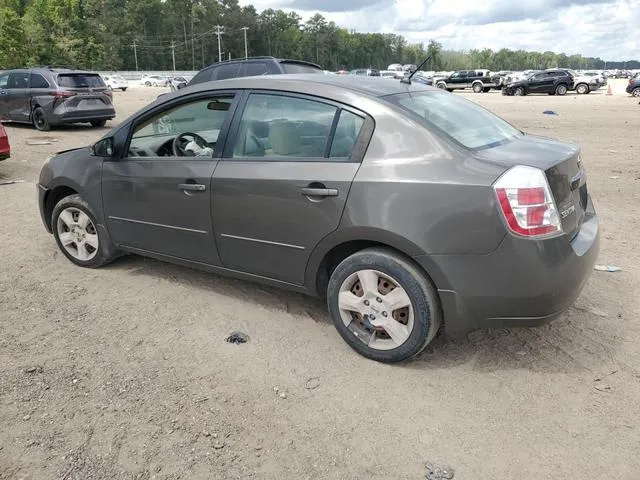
[386, 91, 522, 149]
[57, 74, 105, 88]
[280, 62, 322, 74]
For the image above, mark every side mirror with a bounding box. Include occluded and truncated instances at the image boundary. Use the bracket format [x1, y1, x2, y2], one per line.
[176, 82, 186, 90]
[93, 137, 114, 157]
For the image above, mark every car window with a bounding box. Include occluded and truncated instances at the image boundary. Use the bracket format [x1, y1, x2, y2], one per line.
[280, 62, 322, 74]
[8, 72, 29, 89]
[240, 62, 270, 77]
[388, 91, 521, 150]
[329, 110, 364, 159]
[213, 64, 242, 81]
[30, 73, 49, 89]
[0, 73, 8, 89]
[57, 74, 105, 88]
[130, 96, 234, 157]
[232, 93, 337, 159]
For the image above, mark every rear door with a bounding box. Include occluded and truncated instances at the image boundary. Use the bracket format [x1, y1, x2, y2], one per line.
[212, 91, 370, 285]
[54, 73, 113, 111]
[5, 71, 31, 122]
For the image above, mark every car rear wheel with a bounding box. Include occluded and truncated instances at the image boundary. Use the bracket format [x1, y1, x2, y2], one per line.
[576, 83, 589, 94]
[555, 84, 568, 96]
[632, 87, 640, 97]
[472, 82, 483, 93]
[52, 194, 116, 268]
[32, 107, 50, 131]
[327, 248, 441, 363]
[91, 120, 107, 127]
[514, 87, 525, 96]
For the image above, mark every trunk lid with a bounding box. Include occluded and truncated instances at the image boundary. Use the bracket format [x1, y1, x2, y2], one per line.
[476, 134, 587, 239]
[55, 73, 112, 106]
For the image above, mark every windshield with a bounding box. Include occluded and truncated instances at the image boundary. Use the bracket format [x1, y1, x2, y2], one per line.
[280, 62, 322, 74]
[387, 91, 521, 149]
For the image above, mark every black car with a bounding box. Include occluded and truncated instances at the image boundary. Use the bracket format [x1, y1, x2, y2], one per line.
[184, 57, 323, 88]
[0, 68, 115, 131]
[434, 70, 497, 93]
[626, 77, 640, 97]
[503, 70, 574, 96]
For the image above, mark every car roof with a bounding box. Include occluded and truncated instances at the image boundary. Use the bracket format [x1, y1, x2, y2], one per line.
[197, 56, 321, 71]
[184, 73, 433, 98]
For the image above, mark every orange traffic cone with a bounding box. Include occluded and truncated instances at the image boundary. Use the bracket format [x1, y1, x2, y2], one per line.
[606, 84, 612, 96]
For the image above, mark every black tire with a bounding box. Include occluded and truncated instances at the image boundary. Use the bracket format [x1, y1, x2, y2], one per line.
[472, 82, 483, 93]
[483, 87, 491, 93]
[32, 107, 51, 131]
[326, 247, 442, 363]
[555, 84, 568, 96]
[632, 87, 640, 97]
[446, 88, 454, 93]
[145, 81, 151, 86]
[121, 87, 127, 92]
[436, 82, 446, 90]
[548, 92, 555, 95]
[576, 83, 589, 94]
[91, 119, 107, 127]
[52, 194, 118, 268]
[514, 87, 525, 96]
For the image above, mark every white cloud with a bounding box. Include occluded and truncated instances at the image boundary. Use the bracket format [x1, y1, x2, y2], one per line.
[239, 0, 640, 59]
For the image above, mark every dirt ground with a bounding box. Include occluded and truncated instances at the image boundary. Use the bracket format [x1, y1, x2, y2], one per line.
[1, 83, 639, 480]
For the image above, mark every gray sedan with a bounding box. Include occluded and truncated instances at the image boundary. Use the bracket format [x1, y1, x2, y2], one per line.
[37, 75, 599, 363]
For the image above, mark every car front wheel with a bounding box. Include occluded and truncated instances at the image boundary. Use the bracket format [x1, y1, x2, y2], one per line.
[632, 87, 640, 97]
[514, 87, 525, 96]
[52, 194, 116, 268]
[327, 248, 441, 363]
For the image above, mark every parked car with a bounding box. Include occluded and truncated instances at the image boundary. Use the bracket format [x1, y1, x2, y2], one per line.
[350, 68, 381, 76]
[0, 68, 115, 131]
[103, 74, 128, 91]
[434, 70, 498, 93]
[37, 75, 599, 363]
[168, 76, 192, 91]
[503, 69, 574, 96]
[566, 70, 603, 94]
[380, 70, 399, 79]
[141, 75, 168, 87]
[0, 121, 10, 160]
[187, 57, 323, 87]
[626, 77, 640, 97]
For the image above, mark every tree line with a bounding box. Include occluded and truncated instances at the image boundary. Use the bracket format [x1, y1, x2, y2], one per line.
[0, 0, 638, 73]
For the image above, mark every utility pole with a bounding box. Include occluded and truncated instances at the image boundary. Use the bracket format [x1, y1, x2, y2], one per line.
[215, 25, 224, 63]
[170, 41, 176, 71]
[131, 40, 138, 71]
[191, 9, 195, 70]
[241, 27, 249, 58]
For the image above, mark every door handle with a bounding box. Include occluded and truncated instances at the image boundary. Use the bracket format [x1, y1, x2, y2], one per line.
[178, 183, 206, 192]
[0, 91, 7, 95]
[300, 187, 338, 197]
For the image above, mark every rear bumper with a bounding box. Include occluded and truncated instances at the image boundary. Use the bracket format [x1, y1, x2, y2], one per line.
[50, 104, 115, 125]
[414, 197, 600, 336]
[626, 85, 638, 94]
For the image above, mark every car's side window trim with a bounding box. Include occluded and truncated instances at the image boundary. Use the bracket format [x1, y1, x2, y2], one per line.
[118, 90, 243, 162]
[222, 90, 372, 164]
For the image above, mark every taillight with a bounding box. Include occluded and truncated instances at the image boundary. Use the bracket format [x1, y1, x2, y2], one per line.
[54, 90, 76, 98]
[494, 165, 562, 238]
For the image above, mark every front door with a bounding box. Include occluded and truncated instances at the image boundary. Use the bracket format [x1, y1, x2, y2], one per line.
[528, 73, 550, 93]
[102, 93, 238, 265]
[5, 71, 31, 122]
[212, 92, 368, 285]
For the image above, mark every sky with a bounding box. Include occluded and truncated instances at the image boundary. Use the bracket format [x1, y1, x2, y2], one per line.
[240, 0, 640, 60]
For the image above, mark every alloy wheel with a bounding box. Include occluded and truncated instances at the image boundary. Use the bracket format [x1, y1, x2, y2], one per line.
[338, 269, 414, 350]
[56, 207, 99, 261]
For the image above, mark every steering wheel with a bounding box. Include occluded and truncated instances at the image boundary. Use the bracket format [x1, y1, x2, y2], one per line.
[172, 132, 209, 156]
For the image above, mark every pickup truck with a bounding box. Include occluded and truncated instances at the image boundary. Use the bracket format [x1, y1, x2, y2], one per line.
[434, 70, 498, 93]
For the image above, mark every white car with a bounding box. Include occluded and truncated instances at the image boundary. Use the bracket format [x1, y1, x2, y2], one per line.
[102, 74, 128, 91]
[140, 75, 168, 87]
[567, 70, 603, 94]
